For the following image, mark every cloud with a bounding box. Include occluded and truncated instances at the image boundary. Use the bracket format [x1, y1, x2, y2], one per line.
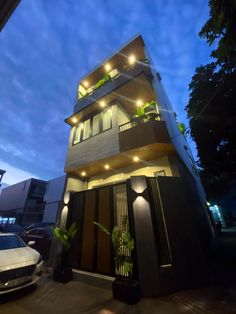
[0, 0, 212, 177]
[0, 159, 39, 185]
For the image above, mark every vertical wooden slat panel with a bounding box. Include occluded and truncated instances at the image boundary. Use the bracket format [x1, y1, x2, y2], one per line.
[80, 190, 96, 271]
[67, 192, 84, 268]
[96, 187, 112, 274]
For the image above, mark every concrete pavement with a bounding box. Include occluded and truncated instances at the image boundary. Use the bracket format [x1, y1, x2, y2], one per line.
[0, 273, 236, 314]
[0, 227, 236, 313]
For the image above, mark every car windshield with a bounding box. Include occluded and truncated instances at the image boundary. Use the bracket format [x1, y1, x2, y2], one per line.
[0, 235, 26, 250]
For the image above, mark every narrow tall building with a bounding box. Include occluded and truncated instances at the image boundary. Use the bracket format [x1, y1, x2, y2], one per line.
[60, 35, 214, 296]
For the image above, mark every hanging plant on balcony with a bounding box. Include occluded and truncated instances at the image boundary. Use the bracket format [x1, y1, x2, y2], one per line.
[133, 100, 160, 121]
[178, 122, 186, 136]
[95, 73, 112, 90]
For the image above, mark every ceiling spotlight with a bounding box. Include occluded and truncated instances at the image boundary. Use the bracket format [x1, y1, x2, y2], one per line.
[100, 101, 106, 108]
[128, 54, 136, 65]
[71, 117, 78, 124]
[104, 164, 110, 170]
[81, 171, 86, 176]
[83, 81, 89, 88]
[136, 99, 143, 107]
[104, 63, 111, 72]
[133, 156, 139, 162]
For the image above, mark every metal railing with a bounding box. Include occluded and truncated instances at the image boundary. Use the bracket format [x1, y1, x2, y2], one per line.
[119, 114, 161, 133]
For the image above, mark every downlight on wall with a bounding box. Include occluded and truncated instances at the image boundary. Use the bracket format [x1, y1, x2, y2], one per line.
[81, 171, 86, 177]
[133, 156, 139, 162]
[104, 164, 110, 170]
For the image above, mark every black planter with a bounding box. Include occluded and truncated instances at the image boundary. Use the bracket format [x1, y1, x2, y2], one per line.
[53, 266, 72, 283]
[112, 278, 140, 304]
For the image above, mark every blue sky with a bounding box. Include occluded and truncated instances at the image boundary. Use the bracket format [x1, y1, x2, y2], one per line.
[0, 0, 212, 185]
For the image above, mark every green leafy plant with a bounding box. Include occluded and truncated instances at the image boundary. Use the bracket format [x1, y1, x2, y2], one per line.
[133, 100, 160, 121]
[178, 122, 186, 136]
[93, 221, 134, 276]
[52, 222, 78, 250]
[95, 73, 111, 89]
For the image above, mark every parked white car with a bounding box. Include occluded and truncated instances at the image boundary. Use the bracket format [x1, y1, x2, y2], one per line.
[0, 233, 43, 294]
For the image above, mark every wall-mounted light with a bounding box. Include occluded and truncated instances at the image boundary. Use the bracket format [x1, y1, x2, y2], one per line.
[136, 99, 143, 107]
[104, 164, 110, 170]
[60, 206, 68, 228]
[133, 156, 139, 162]
[63, 191, 70, 204]
[128, 54, 136, 65]
[83, 81, 89, 88]
[81, 171, 86, 176]
[120, 173, 124, 176]
[104, 63, 111, 72]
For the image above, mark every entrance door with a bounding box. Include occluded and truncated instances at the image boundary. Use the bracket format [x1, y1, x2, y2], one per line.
[67, 183, 128, 276]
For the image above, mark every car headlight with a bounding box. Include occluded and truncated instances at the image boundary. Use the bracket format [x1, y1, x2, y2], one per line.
[37, 255, 43, 264]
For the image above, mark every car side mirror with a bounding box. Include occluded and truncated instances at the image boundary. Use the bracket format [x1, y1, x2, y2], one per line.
[28, 240, 35, 246]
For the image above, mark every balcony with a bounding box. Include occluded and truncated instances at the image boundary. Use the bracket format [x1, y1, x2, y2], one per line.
[119, 117, 174, 154]
[73, 60, 153, 114]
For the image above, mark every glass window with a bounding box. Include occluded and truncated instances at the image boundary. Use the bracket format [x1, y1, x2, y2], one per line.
[83, 119, 91, 140]
[0, 235, 26, 250]
[92, 113, 100, 136]
[102, 109, 111, 131]
[74, 123, 83, 144]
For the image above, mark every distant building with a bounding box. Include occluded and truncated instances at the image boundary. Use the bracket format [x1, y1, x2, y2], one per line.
[0, 178, 47, 225]
[0, 169, 6, 188]
[42, 176, 66, 224]
[0, 0, 21, 32]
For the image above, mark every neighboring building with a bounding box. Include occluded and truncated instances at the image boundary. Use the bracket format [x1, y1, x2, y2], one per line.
[0, 178, 47, 225]
[0, 0, 21, 31]
[0, 169, 6, 188]
[59, 34, 214, 296]
[42, 176, 66, 224]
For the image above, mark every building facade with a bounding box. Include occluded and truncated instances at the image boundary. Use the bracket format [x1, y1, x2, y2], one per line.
[60, 35, 214, 296]
[0, 178, 47, 225]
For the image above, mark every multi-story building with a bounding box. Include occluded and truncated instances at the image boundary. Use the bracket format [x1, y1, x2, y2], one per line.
[0, 178, 47, 225]
[60, 34, 214, 296]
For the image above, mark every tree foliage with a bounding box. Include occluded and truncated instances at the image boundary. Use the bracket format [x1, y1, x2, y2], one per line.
[186, 0, 236, 200]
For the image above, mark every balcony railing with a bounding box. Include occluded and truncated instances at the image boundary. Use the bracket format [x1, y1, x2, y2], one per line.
[78, 59, 150, 103]
[119, 115, 161, 133]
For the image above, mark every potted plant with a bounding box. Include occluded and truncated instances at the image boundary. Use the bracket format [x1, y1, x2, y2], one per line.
[52, 222, 78, 283]
[93, 220, 140, 304]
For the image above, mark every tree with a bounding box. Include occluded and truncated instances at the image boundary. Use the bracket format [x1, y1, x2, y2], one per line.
[186, 0, 236, 200]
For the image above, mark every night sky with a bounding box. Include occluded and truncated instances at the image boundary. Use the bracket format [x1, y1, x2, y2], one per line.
[0, 0, 212, 185]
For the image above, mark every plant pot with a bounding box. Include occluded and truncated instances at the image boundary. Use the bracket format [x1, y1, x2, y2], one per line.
[53, 265, 72, 283]
[112, 278, 140, 304]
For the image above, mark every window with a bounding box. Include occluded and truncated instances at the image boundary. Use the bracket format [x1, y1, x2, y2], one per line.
[92, 113, 100, 136]
[102, 109, 111, 131]
[82, 119, 90, 140]
[74, 123, 83, 144]
[73, 108, 112, 145]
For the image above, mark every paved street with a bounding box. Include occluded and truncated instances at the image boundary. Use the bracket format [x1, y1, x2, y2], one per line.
[1, 228, 236, 313]
[0, 273, 236, 314]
